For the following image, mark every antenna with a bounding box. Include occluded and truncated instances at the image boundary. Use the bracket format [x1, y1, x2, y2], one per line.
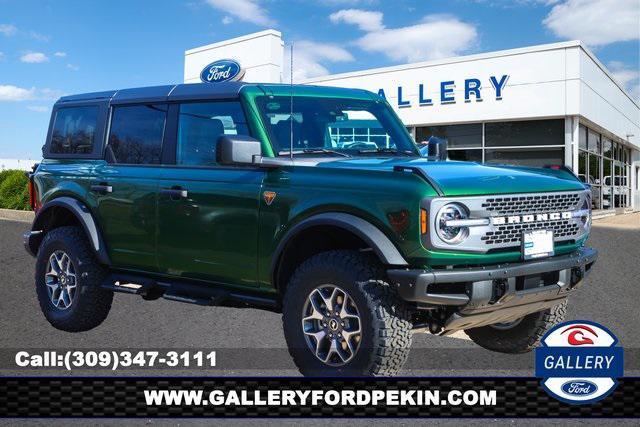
[289, 43, 294, 161]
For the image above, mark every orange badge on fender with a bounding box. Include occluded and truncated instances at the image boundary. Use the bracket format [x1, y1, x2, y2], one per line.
[263, 191, 277, 206]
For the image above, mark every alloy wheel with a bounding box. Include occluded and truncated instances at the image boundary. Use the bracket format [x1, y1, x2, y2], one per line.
[301, 285, 362, 366]
[44, 250, 77, 310]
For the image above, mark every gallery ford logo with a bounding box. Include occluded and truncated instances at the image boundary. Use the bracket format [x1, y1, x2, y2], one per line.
[200, 59, 245, 84]
[535, 320, 623, 405]
[561, 380, 598, 397]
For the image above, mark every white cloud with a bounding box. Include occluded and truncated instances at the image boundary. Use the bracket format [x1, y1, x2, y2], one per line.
[284, 40, 354, 82]
[0, 24, 17, 36]
[608, 61, 640, 100]
[320, 0, 377, 5]
[0, 52, 4, 61]
[28, 31, 50, 42]
[205, 0, 274, 26]
[53, 51, 66, 57]
[329, 9, 384, 31]
[0, 85, 36, 101]
[20, 52, 49, 63]
[222, 15, 233, 24]
[66, 63, 79, 71]
[544, 0, 640, 46]
[39, 88, 64, 100]
[0, 85, 63, 102]
[27, 105, 49, 113]
[332, 12, 477, 63]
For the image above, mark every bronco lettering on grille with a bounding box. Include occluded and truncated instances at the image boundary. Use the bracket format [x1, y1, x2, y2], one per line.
[492, 211, 572, 225]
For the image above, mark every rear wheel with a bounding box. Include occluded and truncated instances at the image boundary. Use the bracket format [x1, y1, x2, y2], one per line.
[464, 300, 567, 353]
[282, 250, 413, 376]
[35, 226, 113, 332]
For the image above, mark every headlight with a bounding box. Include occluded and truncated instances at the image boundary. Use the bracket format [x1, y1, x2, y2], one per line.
[435, 203, 470, 244]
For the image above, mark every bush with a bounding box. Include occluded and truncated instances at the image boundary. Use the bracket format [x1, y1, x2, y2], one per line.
[0, 170, 30, 210]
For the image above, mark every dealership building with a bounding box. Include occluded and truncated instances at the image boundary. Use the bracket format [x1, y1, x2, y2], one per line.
[184, 30, 640, 214]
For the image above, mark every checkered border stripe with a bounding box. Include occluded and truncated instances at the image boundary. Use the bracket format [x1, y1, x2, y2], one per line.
[0, 377, 638, 418]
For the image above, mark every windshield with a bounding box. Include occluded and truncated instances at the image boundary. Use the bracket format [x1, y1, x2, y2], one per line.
[256, 96, 418, 156]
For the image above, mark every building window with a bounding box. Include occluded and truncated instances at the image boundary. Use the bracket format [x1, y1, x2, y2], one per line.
[485, 147, 563, 167]
[485, 119, 564, 147]
[448, 149, 482, 162]
[415, 123, 482, 148]
[107, 104, 167, 164]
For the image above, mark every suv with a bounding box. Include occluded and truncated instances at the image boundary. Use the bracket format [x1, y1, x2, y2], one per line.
[24, 82, 597, 376]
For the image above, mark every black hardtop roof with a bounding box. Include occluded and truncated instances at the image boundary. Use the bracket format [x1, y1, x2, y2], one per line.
[56, 82, 247, 104]
[55, 82, 375, 105]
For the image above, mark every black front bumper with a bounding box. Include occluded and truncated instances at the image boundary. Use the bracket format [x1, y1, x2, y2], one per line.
[387, 247, 597, 332]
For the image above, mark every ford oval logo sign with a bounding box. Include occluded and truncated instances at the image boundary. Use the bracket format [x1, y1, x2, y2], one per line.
[200, 59, 245, 84]
[560, 380, 598, 397]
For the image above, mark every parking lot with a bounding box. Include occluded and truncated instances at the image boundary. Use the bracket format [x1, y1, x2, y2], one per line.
[1, 213, 639, 376]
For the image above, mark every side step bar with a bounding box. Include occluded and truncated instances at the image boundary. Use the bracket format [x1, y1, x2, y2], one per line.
[101, 273, 278, 311]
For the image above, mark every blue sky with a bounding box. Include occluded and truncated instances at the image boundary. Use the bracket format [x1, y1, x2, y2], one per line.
[1, 0, 638, 159]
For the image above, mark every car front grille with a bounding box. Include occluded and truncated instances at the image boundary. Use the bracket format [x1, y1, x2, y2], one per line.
[482, 219, 581, 245]
[481, 193, 581, 215]
[425, 190, 590, 253]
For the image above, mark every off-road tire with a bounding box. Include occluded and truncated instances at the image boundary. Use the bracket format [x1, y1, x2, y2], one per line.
[35, 226, 113, 332]
[464, 300, 567, 354]
[282, 250, 413, 376]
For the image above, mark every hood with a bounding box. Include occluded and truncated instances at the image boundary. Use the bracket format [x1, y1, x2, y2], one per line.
[316, 158, 587, 196]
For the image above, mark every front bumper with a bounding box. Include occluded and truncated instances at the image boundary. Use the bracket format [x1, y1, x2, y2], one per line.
[387, 247, 597, 333]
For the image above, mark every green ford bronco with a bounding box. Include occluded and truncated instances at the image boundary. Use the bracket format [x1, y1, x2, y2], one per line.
[24, 82, 597, 375]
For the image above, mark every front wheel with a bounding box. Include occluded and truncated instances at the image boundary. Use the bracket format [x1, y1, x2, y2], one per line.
[282, 250, 413, 376]
[464, 300, 567, 354]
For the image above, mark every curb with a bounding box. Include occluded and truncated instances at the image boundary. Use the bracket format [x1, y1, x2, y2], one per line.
[0, 208, 34, 223]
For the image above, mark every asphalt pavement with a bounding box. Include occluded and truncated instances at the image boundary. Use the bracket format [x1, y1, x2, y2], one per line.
[1, 214, 639, 377]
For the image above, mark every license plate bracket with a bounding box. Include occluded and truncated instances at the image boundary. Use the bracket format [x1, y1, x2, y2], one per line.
[522, 229, 554, 260]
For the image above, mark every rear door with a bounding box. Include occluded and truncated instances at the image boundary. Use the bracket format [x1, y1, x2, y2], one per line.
[93, 103, 169, 271]
[156, 100, 264, 286]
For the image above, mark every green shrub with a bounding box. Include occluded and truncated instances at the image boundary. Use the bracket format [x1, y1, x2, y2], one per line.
[0, 170, 30, 210]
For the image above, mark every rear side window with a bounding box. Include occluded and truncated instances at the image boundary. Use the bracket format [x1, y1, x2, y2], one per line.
[50, 106, 99, 155]
[176, 101, 250, 166]
[107, 104, 167, 164]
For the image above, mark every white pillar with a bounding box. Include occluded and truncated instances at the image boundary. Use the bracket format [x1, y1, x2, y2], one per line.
[565, 116, 579, 171]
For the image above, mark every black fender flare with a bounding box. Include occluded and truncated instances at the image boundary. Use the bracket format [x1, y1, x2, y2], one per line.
[271, 212, 409, 283]
[30, 197, 111, 265]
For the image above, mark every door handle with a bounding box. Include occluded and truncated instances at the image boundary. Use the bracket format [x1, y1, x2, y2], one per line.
[90, 184, 113, 194]
[161, 188, 188, 199]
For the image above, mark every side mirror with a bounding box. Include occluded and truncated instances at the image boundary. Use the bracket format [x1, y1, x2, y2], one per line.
[427, 136, 448, 161]
[217, 135, 262, 165]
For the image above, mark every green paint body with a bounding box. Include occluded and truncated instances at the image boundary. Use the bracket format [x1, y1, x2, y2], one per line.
[34, 84, 589, 295]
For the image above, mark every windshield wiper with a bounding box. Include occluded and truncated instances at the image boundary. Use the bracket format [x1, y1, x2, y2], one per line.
[278, 149, 351, 158]
[357, 148, 416, 156]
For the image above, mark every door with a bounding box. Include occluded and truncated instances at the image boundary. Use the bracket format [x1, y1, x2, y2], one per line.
[94, 103, 168, 271]
[156, 100, 263, 287]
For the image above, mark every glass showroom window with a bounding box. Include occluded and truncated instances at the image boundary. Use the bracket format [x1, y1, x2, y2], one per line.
[484, 119, 565, 167]
[329, 121, 391, 148]
[415, 123, 482, 162]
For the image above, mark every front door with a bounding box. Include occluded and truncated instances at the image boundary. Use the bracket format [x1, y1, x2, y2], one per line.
[156, 100, 263, 287]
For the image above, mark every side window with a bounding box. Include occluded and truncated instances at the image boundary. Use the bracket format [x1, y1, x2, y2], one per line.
[176, 101, 250, 166]
[50, 106, 99, 155]
[108, 104, 167, 164]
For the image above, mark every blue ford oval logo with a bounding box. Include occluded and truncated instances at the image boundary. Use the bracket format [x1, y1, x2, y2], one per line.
[200, 59, 244, 84]
[561, 380, 598, 397]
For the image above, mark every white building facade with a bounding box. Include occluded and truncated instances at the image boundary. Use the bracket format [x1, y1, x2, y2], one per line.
[184, 31, 640, 214]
